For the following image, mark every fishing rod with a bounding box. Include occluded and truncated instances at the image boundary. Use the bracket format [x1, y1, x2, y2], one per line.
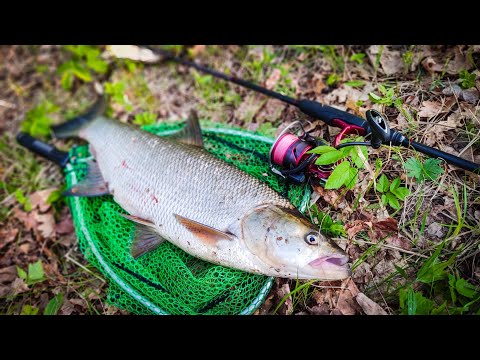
[142, 46, 480, 185]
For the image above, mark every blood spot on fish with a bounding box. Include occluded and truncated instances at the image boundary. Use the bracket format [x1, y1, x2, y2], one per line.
[121, 160, 130, 169]
[150, 194, 159, 203]
[71, 187, 78, 194]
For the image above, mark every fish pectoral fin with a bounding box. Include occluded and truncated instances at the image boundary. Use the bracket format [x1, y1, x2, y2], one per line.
[120, 213, 165, 258]
[119, 213, 155, 227]
[131, 223, 166, 258]
[172, 110, 204, 148]
[174, 214, 234, 245]
[64, 159, 109, 197]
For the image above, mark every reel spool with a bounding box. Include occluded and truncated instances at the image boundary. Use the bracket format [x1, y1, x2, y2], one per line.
[268, 117, 367, 186]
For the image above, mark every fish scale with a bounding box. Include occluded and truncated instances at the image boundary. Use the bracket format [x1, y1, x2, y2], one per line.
[81, 116, 292, 273]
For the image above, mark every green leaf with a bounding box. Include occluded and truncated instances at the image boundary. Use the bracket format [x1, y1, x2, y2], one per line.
[448, 273, 457, 304]
[456, 278, 478, 299]
[307, 145, 337, 155]
[390, 177, 401, 192]
[314, 150, 347, 165]
[21, 305, 39, 315]
[344, 80, 365, 88]
[350, 53, 365, 64]
[349, 144, 368, 169]
[324, 161, 351, 189]
[391, 186, 410, 201]
[431, 301, 448, 315]
[459, 69, 476, 89]
[394, 265, 408, 279]
[381, 194, 387, 205]
[416, 242, 457, 284]
[344, 167, 358, 190]
[133, 112, 157, 126]
[27, 260, 45, 285]
[423, 158, 444, 181]
[376, 174, 390, 193]
[404, 157, 424, 182]
[44, 293, 64, 315]
[47, 189, 63, 205]
[407, 286, 416, 315]
[326, 73, 340, 86]
[368, 92, 382, 102]
[386, 192, 401, 209]
[17, 266, 27, 281]
[378, 84, 387, 95]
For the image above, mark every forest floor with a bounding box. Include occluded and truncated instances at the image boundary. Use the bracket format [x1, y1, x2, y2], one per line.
[1, 45, 479, 315]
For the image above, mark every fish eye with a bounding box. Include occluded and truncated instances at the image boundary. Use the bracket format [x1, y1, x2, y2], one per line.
[305, 232, 319, 245]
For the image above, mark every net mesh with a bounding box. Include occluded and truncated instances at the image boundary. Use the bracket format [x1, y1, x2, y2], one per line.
[65, 120, 311, 315]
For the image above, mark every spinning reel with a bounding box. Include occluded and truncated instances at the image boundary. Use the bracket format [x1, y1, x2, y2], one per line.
[268, 109, 403, 185]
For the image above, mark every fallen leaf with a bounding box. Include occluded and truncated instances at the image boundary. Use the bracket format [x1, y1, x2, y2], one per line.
[345, 220, 369, 240]
[265, 68, 281, 90]
[0, 285, 10, 297]
[373, 218, 398, 233]
[32, 212, 56, 239]
[0, 266, 17, 283]
[0, 228, 18, 250]
[309, 304, 330, 315]
[442, 84, 463, 97]
[30, 188, 55, 213]
[55, 215, 74, 235]
[107, 45, 160, 63]
[379, 48, 404, 76]
[189, 45, 206, 57]
[335, 279, 361, 315]
[446, 47, 471, 75]
[368, 46, 403, 76]
[387, 234, 412, 251]
[276, 283, 293, 315]
[417, 101, 444, 118]
[422, 57, 443, 74]
[313, 74, 326, 95]
[427, 222, 445, 238]
[461, 88, 479, 104]
[14, 208, 38, 230]
[11, 277, 29, 295]
[355, 293, 388, 315]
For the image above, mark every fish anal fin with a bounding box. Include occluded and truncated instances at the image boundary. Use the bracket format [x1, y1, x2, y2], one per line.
[64, 160, 109, 197]
[174, 214, 234, 246]
[173, 110, 204, 148]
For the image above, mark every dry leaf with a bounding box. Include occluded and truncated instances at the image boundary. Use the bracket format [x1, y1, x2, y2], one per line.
[189, 45, 206, 57]
[55, 215, 74, 235]
[0, 228, 18, 250]
[107, 45, 160, 63]
[355, 293, 388, 315]
[461, 88, 479, 104]
[11, 278, 29, 295]
[265, 68, 281, 90]
[367, 46, 403, 76]
[442, 84, 463, 97]
[335, 279, 361, 315]
[310, 304, 330, 315]
[14, 208, 38, 230]
[32, 212, 55, 239]
[276, 283, 293, 315]
[418, 101, 444, 118]
[30, 188, 55, 213]
[0, 266, 17, 283]
[422, 57, 443, 74]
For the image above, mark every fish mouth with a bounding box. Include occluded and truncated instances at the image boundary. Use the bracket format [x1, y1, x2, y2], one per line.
[308, 255, 351, 279]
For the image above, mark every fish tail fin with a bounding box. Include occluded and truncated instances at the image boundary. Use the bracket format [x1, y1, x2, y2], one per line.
[52, 96, 107, 139]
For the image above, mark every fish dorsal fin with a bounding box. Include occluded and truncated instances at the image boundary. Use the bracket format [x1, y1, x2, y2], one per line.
[120, 214, 167, 258]
[64, 159, 109, 197]
[174, 214, 234, 245]
[173, 110, 204, 148]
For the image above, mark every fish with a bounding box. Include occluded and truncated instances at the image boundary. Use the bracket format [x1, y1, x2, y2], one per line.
[52, 97, 351, 280]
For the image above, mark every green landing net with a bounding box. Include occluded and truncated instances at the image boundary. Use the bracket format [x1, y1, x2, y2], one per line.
[65, 120, 312, 315]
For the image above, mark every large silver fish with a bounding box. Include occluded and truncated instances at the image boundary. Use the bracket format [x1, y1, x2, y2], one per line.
[53, 98, 351, 280]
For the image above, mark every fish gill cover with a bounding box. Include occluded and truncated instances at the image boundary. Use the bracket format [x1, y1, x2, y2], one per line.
[64, 120, 311, 315]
